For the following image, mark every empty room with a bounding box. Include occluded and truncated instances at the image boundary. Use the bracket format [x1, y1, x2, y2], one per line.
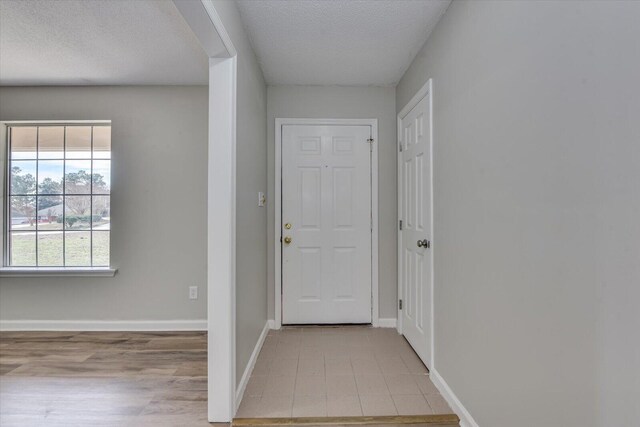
[0, 1, 638, 427]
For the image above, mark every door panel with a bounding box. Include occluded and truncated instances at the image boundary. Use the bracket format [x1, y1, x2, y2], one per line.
[400, 93, 433, 367]
[299, 168, 321, 227]
[282, 125, 372, 324]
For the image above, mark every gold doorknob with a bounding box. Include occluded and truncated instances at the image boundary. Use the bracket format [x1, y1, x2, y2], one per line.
[283, 236, 292, 244]
[284, 223, 292, 230]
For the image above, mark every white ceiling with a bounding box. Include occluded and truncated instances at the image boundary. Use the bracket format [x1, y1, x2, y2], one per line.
[236, 0, 451, 86]
[0, 0, 208, 86]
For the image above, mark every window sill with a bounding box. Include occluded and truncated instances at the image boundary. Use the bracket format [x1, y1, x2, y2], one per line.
[0, 267, 117, 278]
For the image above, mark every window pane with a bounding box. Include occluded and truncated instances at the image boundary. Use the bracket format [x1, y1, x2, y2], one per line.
[37, 232, 64, 266]
[38, 126, 64, 159]
[65, 231, 91, 266]
[10, 196, 36, 231]
[11, 161, 37, 194]
[92, 196, 110, 230]
[65, 126, 91, 159]
[37, 160, 64, 194]
[10, 127, 37, 159]
[93, 126, 111, 159]
[7, 123, 111, 268]
[92, 231, 110, 266]
[65, 160, 92, 194]
[10, 232, 36, 266]
[65, 196, 91, 230]
[37, 196, 63, 230]
[93, 160, 111, 194]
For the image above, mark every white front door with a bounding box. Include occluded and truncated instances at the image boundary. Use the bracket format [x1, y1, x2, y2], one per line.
[282, 124, 372, 324]
[399, 89, 433, 367]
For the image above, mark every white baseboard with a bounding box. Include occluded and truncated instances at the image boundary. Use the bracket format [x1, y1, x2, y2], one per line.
[430, 368, 479, 427]
[268, 319, 277, 329]
[235, 321, 270, 411]
[0, 319, 207, 331]
[377, 318, 397, 328]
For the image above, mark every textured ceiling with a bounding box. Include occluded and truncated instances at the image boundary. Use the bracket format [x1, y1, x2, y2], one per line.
[236, 0, 451, 86]
[0, 0, 208, 85]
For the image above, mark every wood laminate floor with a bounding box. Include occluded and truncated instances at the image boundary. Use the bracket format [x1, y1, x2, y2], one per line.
[0, 331, 209, 426]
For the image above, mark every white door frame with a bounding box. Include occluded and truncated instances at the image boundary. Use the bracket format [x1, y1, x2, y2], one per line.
[207, 55, 237, 422]
[173, 0, 237, 422]
[274, 118, 379, 329]
[396, 79, 435, 369]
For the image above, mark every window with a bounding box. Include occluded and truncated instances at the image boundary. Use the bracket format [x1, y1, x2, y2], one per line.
[4, 122, 111, 268]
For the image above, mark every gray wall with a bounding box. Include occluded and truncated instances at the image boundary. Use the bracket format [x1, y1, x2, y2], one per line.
[589, 2, 640, 425]
[266, 85, 397, 320]
[0, 86, 208, 322]
[211, 0, 269, 386]
[397, 1, 640, 426]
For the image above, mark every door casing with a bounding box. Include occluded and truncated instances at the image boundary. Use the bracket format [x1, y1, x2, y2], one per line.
[274, 118, 379, 329]
[396, 79, 435, 370]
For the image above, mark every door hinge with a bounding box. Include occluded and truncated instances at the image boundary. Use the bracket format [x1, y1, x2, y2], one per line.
[399, 220, 403, 230]
[399, 299, 403, 310]
[399, 143, 403, 152]
[367, 138, 374, 143]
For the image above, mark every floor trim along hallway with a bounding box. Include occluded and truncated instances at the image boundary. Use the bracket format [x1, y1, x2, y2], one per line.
[233, 414, 460, 426]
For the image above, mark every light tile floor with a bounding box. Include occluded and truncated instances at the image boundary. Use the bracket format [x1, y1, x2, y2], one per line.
[236, 326, 453, 418]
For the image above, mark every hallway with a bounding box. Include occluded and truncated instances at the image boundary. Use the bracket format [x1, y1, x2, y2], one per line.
[2, 1, 639, 426]
[236, 327, 455, 420]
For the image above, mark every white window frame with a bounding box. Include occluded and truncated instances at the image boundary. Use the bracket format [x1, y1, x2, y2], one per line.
[0, 120, 116, 277]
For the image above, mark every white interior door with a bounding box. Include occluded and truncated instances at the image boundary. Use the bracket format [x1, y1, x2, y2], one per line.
[399, 92, 433, 366]
[282, 124, 372, 324]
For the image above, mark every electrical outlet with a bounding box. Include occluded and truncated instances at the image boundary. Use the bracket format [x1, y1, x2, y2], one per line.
[258, 192, 266, 207]
[189, 286, 198, 300]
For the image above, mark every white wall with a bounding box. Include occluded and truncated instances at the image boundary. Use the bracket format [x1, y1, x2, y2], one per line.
[0, 86, 208, 323]
[266, 85, 397, 321]
[397, 1, 640, 426]
[210, 0, 269, 386]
